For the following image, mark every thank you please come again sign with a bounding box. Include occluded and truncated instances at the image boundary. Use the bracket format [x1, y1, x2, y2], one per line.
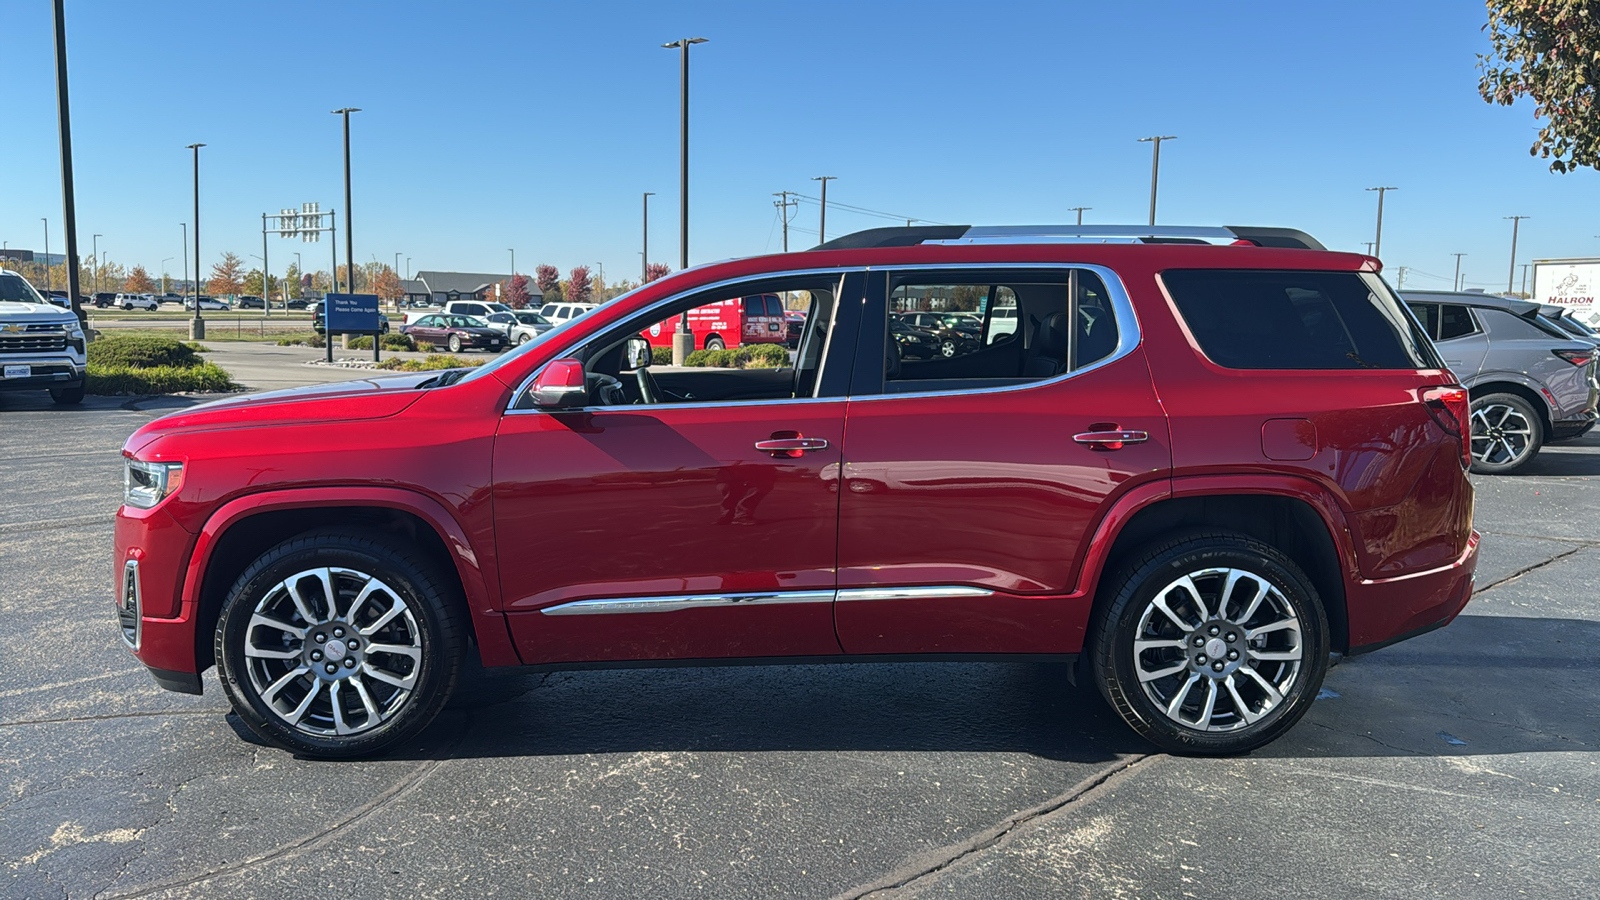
[324, 293, 381, 334]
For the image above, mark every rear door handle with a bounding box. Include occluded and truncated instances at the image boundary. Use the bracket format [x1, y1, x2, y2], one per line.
[1073, 430, 1149, 450]
[755, 436, 829, 457]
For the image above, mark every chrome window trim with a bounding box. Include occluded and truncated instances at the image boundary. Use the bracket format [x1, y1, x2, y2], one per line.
[504, 262, 1141, 413]
[835, 586, 995, 603]
[541, 589, 835, 616]
[506, 266, 861, 414]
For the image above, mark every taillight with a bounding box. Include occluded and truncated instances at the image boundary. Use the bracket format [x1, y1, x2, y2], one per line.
[1553, 348, 1595, 367]
[1423, 386, 1472, 469]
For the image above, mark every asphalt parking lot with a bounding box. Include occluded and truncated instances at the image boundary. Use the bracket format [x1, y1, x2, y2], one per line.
[2, 383, 1597, 899]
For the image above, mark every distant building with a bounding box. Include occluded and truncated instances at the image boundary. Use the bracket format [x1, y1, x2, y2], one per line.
[413, 271, 542, 306]
[0, 249, 66, 266]
[400, 279, 431, 305]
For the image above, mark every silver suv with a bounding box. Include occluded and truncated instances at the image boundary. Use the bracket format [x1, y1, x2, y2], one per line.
[1405, 291, 1599, 473]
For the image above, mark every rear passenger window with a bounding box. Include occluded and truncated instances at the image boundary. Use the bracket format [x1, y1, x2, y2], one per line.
[881, 269, 1121, 391]
[1437, 305, 1477, 340]
[1162, 270, 1433, 370]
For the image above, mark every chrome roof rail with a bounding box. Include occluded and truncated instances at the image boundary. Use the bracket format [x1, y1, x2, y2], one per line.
[812, 225, 1326, 252]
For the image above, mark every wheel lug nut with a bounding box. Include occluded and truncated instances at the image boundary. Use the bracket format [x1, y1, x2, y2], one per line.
[311, 650, 323, 661]
[1228, 650, 1239, 661]
[314, 632, 326, 643]
[333, 627, 345, 638]
[347, 640, 359, 650]
[344, 658, 356, 668]
[1208, 626, 1220, 636]
[1212, 661, 1225, 672]
[1225, 632, 1237, 642]
[1196, 655, 1208, 664]
[1193, 637, 1204, 647]
[324, 664, 337, 674]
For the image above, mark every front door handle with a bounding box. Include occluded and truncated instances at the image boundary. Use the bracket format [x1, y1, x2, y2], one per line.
[755, 434, 829, 458]
[1073, 429, 1149, 450]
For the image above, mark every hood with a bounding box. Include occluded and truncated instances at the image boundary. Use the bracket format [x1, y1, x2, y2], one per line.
[124, 371, 437, 454]
[0, 300, 77, 322]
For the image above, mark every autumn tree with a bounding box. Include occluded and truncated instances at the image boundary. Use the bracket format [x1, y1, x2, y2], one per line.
[207, 252, 247, 296]
[242, 270, 280, 299]
[123, 265, 155, 293]
[535, 264, 561, 298]
[567, 265, 593, 304]
[644, 262, 672, 283]
[373, 268, 403, 304]
[283, 262, 304, 299]
[1481, 2, 1600, 172]
[506, 273, 534, 308]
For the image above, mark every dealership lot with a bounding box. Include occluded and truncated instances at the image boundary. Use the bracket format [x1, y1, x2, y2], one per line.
[2, 393, 1596, 898]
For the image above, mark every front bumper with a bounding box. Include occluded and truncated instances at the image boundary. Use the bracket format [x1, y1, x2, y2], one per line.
[1347, 529, 1479, 654]
[115, 503, 205, 693]
[0, 360, 86, 392]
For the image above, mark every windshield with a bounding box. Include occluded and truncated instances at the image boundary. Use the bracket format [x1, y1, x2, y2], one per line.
[515, 312, 551, 325]
[0, 273, 47, 304]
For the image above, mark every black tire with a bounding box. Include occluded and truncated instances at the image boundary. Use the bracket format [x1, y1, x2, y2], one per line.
[704, 336, 725, 351]
[50, 386, 85, 405]
[1469, 392, 1543, 474]
[1091, 531, 1329, 755]
[123, 304, 134, 311]
[214, 529, 468, 758]
[447, 334, 463, 353]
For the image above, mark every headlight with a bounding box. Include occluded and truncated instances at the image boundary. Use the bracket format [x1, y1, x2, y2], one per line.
[64, 320, 84, 338]
[124, 459, 184, 510]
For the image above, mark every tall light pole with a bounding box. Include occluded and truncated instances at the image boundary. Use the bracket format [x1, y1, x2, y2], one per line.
[812, 176, 837, 243]
[1138, 135, 1176, 226]
[160, 258, 173, 295]
[1068, 206, 1090, 225]
[1452, 253, 1467, 291]
[41, 218, 50, 292]
[395, 252, 402, 279]
[508, 248, 515, 282]
[186, 143, 205, 339]
[91, 233, 101, 294]
[1365, 186, 1397, 259]
[663, 37, 707, 364]
[642, 191, 654, 280]
[332, 108, 360, 293]
[180, 223, 187, 297]
[1505, 216, 1529, 294]
[52, 0, 84, 321]
[405, 257, 411, 280]
[595, 261, 604, 286]
[1521, 262, 1531, 296]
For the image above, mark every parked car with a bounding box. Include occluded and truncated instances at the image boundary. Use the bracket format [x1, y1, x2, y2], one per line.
[114, 223, 1479, 759]
[400, 313, 505, 352]
[156, 293, 185, 306]
[0, 268, 86, 404]
[895, 311, 982, 358]
[487, 310, 555, 345]
[183, 296, 229, 311]
[284, 298, 311, 310]
[538, 302, 598, 325]
[236, 295, 266, 310]
[888, 313, 939, 359]
[117, 293, 160, 311]
[1404, 291, 1598, 471]
[784, 310, 807, 348]
[92, 292, 119, 309]
[404, 299, 512, 327]
[1540, 305, 1600, 343]
[643, 293, 787, 352]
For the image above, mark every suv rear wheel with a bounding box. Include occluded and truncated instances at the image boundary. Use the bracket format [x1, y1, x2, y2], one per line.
[1469, 392, 1542, 474]
[215, 530, 467, 758]
[1092, 532, 1329, 755]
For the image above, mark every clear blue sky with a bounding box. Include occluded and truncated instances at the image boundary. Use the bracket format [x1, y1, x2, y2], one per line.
[3, 0, 1594, 293]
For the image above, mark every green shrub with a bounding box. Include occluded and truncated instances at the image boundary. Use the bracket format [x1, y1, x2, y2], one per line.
[276, 332, 325, 347]
[683, 344, 789, 369]
[381, 332, 416, 351]
[87, 336, 203, 369]
[373, 354, 483, 372]
[414, 340, 435, 352]
[651, 346, 674, 365]
[87, 362, 238, 395]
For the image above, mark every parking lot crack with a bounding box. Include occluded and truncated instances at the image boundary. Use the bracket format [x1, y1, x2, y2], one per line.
[832, 755, 1152, 899]
[1474, 545, 1586, 593]
[1305, 720, 1424, 755]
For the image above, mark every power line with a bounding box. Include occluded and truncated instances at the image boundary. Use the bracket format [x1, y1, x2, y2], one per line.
[789, 192, 948, 227]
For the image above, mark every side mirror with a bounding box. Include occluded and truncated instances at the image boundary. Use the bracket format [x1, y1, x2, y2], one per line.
[625, 335, 652, 369]
[529, 359, 587, 409]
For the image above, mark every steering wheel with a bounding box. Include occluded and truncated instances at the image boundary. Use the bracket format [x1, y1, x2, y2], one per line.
[586, 373, 626, 406]
[634, 366, 662, 404]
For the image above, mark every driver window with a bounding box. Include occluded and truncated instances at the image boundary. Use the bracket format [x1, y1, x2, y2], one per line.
[571, 274, 841, 407]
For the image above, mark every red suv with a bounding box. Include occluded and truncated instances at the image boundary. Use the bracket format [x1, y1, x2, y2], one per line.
[114, 224, 1478, 758]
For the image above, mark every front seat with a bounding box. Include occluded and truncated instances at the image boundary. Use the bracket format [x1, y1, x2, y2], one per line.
[1023, 311, 1071, 378]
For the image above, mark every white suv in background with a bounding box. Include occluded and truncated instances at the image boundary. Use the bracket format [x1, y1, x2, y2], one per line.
[117, 293, 159, 311]
[538, 302, 598, 324]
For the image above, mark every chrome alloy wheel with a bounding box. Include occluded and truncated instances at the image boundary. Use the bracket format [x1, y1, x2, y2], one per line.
[1132, 567, 1304, 732]
[1470, 403, 1534, 467]
[244, 566, 423, 737]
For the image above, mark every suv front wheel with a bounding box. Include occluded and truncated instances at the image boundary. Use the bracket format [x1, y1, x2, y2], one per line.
[215, 530, 467, 758]
[1092, 532, 1329, 755]
[1469, 392, 1542, 474]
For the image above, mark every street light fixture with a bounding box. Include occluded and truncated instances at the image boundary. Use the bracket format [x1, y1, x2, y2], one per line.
[92, 233, 102, 294]
[41, 218, 49, 292]
[1068, 206, 1091, 225]
[186, 143, 206, 339]
[642, 191, 655, 280]
[663, 37, 707, 365]
[180, 223, 187, 297]
[161, 257, 173, 295]
[1365, 187, 1397, 259]
[331, 108, 361, 293]
[1452, 253, 1467, 291]
[811, 176, 837, 244]
[1505, 216, 1530, 294]
[1137, 136, 1177, 226]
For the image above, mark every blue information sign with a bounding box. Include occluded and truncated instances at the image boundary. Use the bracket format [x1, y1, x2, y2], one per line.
[324, 293, 381, 334]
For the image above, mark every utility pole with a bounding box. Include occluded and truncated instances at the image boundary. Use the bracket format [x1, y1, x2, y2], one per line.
[1365, 187, 1397, 259]
[1520, 263, 1531, 297]
[811, 176, 836, 243]
[773, 191, 797, 252]
[41, 219, 49, 292]
[332, 108, 360, 294]
[91, 233, 101, 294]
[186, 143, 205, 339]
[663, 37, 707, 364]
[1505, 215, 1529, 294]
[52, 0, 84, 322]
[1137, 136, 1176, 226]
[1068, 206, 1091, 225]
[1363, 242, 1376, 256]
[642, 191, 654, 280]
[1451, 253, 1467, 291]
[180, 223, 187, 296]
[260, 214, 270, 316]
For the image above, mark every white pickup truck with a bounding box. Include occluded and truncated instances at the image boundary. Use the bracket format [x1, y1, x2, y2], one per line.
[0, 268, 88, 405]
[403, 299, 514, 329]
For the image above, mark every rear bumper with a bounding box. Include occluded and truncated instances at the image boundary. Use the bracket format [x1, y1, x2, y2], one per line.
[1347, 529, 1479, 654]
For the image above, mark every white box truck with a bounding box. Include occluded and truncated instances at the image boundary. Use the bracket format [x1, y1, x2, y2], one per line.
[1532, 258, 1600, 329]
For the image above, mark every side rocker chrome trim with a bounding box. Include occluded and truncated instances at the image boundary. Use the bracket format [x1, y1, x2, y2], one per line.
[540, 590, 835, 616]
